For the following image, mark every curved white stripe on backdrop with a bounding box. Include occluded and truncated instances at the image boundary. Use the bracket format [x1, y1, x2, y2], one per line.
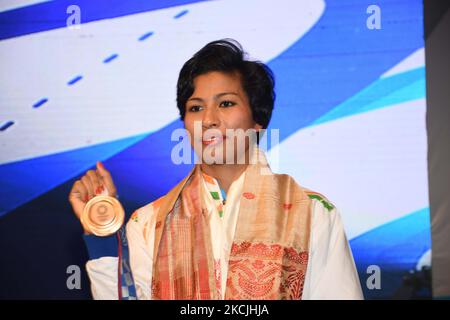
[0, 0, 325, 165]
[267, 98, 428, 240]
[381, 47, 425, 78]
[267, 47, 427, 239]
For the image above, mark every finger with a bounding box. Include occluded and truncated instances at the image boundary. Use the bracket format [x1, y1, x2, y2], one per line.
[69, 180, 87, 202]
[96, 161, 117, 196]
[94, 170, 107, 195]
[81, 175, 94, 200]
[87, 170, 103, 195]
[95, 170, 106, 194]
[68, 180, 88, 219]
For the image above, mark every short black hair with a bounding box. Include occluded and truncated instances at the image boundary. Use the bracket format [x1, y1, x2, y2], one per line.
[176, 39, 275, 129]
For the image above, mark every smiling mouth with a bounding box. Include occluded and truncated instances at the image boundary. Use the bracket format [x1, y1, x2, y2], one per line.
[202, 135, 226, 146]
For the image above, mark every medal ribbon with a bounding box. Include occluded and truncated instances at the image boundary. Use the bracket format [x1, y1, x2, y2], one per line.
[117, 226, 137, 300]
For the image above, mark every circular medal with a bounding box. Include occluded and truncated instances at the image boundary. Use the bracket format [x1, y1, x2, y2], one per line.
[81, 195, 124, 236]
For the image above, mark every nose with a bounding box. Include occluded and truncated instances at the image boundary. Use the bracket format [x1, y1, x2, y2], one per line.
[202, 106, 220, 129]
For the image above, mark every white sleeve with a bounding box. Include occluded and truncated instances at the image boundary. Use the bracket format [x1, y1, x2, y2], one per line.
[86, 256, 119, 300]
[84, 205, 155, 300]
[302, 200, 364, 300]
[126, 208, 155, 300]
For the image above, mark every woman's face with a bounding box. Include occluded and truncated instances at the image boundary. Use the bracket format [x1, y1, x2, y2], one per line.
[184, 71, 262, 164]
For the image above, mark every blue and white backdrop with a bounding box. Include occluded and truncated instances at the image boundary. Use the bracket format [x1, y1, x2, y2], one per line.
[0, 0, 429, 299]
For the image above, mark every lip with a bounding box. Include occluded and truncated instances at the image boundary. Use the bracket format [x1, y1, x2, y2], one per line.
[202, 135, 226, 146]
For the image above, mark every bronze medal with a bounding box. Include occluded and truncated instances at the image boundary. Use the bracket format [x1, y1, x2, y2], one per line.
[81, 195, 124, 236]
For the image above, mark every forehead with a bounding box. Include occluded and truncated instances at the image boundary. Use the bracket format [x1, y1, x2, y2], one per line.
[192, 71, 243, 95]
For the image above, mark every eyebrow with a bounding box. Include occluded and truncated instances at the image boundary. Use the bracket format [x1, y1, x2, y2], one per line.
[187, 92, 239, 102]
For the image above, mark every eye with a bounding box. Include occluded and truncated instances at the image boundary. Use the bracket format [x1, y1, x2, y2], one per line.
[188, 105, 203, 112]
[220, 100, 236, 108]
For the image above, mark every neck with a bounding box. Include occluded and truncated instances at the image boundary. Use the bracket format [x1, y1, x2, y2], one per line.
[200, 162, 248, 194]
[199, 144, 258, 193]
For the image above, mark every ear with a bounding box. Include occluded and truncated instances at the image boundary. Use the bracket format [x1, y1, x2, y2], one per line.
[253, 123, 263, 144]
[254, 123, 263, 131]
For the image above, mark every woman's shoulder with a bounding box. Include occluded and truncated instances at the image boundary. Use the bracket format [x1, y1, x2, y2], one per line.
[125, 169, 195, 230]
[272, 172, 336, 213]
[302, 188, 336, 213]
[300, 187, 344, 236]
[127, 195, 167, 227]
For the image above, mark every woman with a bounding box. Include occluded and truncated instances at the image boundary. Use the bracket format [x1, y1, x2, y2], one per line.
[69, 39, 363, 300]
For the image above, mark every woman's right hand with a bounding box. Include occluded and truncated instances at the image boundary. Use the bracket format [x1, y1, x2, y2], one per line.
[68, 161, 118, 234]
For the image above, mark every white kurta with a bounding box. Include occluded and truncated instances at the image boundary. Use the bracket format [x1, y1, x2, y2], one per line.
[85, 170, 364, 300]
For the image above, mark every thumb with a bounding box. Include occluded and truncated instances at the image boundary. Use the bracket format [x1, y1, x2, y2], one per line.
[96, 161, 112, 180]
[96, 161, 116, 197]
[96, 161, 106, 174]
